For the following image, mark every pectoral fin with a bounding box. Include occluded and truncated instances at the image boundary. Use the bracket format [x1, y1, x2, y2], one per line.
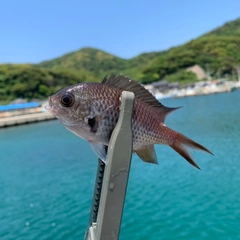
[87, 105, 115, 133]
[89, 142, 108, 163]
[135, 145, 158, 164]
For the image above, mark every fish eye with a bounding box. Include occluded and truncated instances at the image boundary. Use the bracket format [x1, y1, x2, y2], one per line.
[60, 93, 75, 107]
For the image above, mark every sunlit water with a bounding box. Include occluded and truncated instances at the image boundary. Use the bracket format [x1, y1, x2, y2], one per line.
[1, 90, 240, 240]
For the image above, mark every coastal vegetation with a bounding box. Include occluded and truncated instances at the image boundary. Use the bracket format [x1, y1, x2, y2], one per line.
[142, 36, 240, 83]
[38, 48, 165, 80]
[0, 18, 239, 102]
[0, 64, 96, 103]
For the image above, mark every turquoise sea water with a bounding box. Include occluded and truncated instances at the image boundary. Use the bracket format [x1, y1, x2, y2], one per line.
[1, 90, 240, 240]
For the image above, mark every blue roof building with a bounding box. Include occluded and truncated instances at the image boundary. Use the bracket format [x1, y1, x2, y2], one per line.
[0, 102, 40, 112]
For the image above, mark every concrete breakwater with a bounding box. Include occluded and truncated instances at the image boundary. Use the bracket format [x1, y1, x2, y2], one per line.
[0, 112, 55, 128]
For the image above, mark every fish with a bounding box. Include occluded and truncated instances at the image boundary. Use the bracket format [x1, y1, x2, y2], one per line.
[45, 74, 213, 169]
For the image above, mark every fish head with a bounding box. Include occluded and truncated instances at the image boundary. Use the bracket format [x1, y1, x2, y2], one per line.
[45, 84, 90, 127]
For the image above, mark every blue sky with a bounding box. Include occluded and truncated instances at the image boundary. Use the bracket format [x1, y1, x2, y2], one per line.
[0, 0, 239, 63]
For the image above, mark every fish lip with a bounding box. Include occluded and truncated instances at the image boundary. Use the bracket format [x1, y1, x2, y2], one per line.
[45, 105, 58, 117]
[44, 105, 51, 111]
[45, 97, 53, 112]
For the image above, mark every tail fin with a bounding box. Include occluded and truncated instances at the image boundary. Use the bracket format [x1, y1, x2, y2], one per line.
[170, 132, 213, 170]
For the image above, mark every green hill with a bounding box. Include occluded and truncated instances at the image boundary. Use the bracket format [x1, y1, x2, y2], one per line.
[1, 17, 240, 102]
[38, 47, 165, 80]
[39, 48, 128, 76]
[142, 35, 240, 83]
[204, 17, 240, 37]
[0, 64, 96, 103]
[141, 18, 240, 83]
[38, 17, 240, 83]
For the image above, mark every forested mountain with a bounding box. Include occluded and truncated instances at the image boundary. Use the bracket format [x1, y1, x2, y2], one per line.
[142, 36, 240, 83]
[139, 17, 240, 83]
[0, 17, 239, 102]
[204, 18, 240, 37]
[39, 48, 128, 76]
[38, 18, 240, 83]
[0, 64, 96, 103]
[38, 47, 166, 80]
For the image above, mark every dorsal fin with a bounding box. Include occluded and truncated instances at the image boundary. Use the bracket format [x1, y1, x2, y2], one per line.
[102, 73, 179, 116]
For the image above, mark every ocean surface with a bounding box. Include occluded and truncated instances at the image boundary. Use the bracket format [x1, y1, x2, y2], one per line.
[1, 90, 240, 240]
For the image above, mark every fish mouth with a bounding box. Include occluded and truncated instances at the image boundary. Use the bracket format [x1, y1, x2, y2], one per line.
[44, 104, 55, 115]
[45, 97, 54, 114]
[45, 104, 58, 117]
[44, 105, 51, 111]
[45, 105, 58, 118]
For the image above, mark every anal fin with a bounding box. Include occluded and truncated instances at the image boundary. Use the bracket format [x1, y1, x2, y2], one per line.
[135, 145, 158, 164]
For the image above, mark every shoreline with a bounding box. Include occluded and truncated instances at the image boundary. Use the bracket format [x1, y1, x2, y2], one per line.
[0, 112, 55, 128]
[1, 86, 239, 128]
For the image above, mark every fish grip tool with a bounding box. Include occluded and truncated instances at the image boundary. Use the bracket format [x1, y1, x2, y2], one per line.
[85, 91, 135, 240]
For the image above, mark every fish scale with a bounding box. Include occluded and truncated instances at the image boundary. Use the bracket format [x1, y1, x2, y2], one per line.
[87, 85, 164, 149]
